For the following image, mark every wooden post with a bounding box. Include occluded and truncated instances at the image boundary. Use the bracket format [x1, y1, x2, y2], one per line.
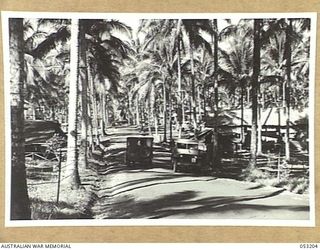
[56, 149, 62, 204]
[277, 151, 281, 183]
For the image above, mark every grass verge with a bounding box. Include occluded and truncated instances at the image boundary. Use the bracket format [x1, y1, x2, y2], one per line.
[27, 156, 98, 220]
[241, 163, 309, 194]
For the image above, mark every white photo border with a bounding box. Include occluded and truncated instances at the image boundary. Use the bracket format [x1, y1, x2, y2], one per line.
[1, 11, 317, 227]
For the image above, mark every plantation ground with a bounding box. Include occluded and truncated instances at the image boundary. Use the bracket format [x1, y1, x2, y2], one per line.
[26, 125, 310, 220]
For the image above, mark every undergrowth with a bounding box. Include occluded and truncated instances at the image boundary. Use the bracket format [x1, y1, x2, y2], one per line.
[30, 184, 96, 220]
[241, 163, 309, 194]
[28, 156, 98, 220]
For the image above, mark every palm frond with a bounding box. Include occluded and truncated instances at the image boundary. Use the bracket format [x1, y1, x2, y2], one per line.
[219, 25, 238, 41]
[106, 20, 132, 37]
[37, 19, 70, 27]
[101, 35, 134, 59]
[31, 26, 70, 58]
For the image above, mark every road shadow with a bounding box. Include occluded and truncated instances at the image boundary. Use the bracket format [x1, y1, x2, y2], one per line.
[96, 188, 309, 219]
[97, 174, 217, 199]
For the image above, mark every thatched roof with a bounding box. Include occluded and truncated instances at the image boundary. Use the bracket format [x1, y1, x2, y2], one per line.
[206, 107, 308, 127]
[24, 120, 66, 144]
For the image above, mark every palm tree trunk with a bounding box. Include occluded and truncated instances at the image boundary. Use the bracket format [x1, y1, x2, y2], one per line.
[79, 19, 88, 168]
[212, 19, 220, 169]
[257, 79, 262, 155]
[163, 79, 167, 142]
[284, 19, 292, 161]
[212, 20, 219, 114]
[105, 100, 109, 127]
[197, 85, 202, 122]
[176, 21, 183, 138]
[182, 96, 185, 125]
[99, 90, 107, 136]
[65, 18, 81, 189]
[128, 93, 132, 125]
[136, 96, 140, 126]
[277, 109, 281, 144]
[99, 93, 103, 135]
[240, 79, 245, 144]
[148, 99, 152, 135]
[101, 91, 107, 133]
[169, 83, 173, 142]
[257, 98, 262, 155]
[32, 104, 36, 120]
[250, 19, 262, 166]
[154, 116, 158, 136]
[177, 20, 182, 95]
[247, 86, 250, 104]
[202, 81, 207, 124]
[189, 44, 197, 130]
[189, 94, 192, 124]
[88, 102, 94, 148]
[51, 105, 55, 120]
[87, 61, 99, 144]
[151, 83, 156, 135]
[10, 18, 31, 219]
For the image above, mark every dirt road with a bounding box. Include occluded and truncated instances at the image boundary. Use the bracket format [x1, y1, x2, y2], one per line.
[91, 126, 310, 220]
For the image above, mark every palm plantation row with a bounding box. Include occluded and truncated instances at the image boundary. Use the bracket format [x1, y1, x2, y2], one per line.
[9, 17, 310, 219]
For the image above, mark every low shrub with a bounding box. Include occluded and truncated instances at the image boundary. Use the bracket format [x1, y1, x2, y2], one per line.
[30, 198, 58, 219]
[241, 163, 309, 194]
[286, 177, 309, 194]
[28, 158, 98, 220]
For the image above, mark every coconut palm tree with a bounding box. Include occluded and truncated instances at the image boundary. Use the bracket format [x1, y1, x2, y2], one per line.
[78, 19, 89, 164]
[137, 20, 184, 141]
[283, 18, 302, 161]
[250, 19, 262, 166]
[9, 18, 31, 219]
[139, 19, 214, 136]
[10, 18, 70, 217]
[260, 23, 287, 147]
[210, 19, 220, 166]
[23, 19, 70, 120]
[138, 19, 177, 139]
[180, 19, 213, 130]
[33, 18, 88, 189]
[219, 20, 254, 144]
[85, 19, 132, 142]
[130, 50, 164, 136]
[64, 18, 81, 189]
[260, 18, 311, 160]
[121, 68, 139, 124]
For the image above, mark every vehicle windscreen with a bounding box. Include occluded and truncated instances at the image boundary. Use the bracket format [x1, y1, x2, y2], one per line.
[177, 143, 198, 150]
[127, 139, 152, 147]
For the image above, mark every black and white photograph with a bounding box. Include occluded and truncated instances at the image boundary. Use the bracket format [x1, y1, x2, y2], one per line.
[2, 12, 316, 226]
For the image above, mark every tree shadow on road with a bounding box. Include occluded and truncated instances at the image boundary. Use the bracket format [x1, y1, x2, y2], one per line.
[96, 188, 309, 219]
[97, 174, 216, 199]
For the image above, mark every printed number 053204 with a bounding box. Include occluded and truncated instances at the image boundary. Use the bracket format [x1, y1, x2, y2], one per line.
[300, 244, 318, 248]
